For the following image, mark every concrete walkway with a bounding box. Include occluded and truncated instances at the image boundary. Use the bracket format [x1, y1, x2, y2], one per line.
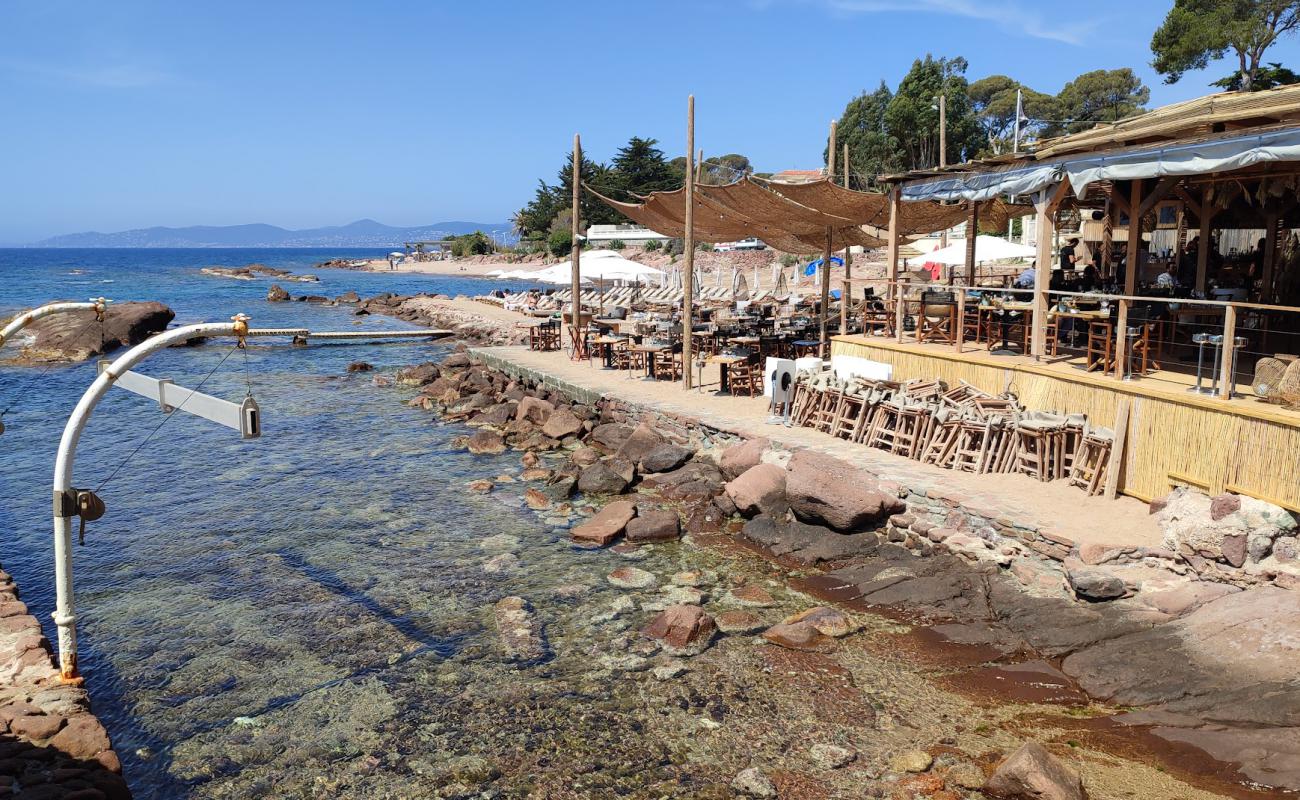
[471, 345, 1161, 550]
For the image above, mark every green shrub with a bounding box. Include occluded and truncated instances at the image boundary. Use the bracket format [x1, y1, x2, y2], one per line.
[548, 228, 572, 257]
[608, 239, 625, 250]
[643, 239, 662, 252]
[779, 253, 798, 268]
[697, 242, 714, 253]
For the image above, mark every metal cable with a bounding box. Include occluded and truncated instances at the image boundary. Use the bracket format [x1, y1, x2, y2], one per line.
[94, 345, 240, 492]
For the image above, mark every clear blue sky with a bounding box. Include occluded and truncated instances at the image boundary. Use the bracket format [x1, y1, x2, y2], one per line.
[4, 0, 1298, 242]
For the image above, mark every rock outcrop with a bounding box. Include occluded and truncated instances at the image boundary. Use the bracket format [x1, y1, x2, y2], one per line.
[15, 301, 174, 363]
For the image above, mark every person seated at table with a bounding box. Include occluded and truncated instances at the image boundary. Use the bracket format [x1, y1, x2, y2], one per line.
[1014, 261, 1037, 289]
[1049, 266, 1068, 292]
[1155, 262, 1179, 290]
[1078, 264, 1101, 292]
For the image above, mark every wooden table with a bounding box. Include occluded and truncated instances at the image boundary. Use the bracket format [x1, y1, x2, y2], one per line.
[631, 343, 669, 379]
[590, 336, 628, 368]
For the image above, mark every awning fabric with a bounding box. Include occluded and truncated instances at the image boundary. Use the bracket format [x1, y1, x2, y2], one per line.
[759, 177, 1032, 234]
[1065, 127, 1300, 198]
[898, 127, 1300, 203]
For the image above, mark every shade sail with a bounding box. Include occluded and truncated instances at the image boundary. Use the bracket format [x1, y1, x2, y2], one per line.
[919, 235, 1036, 266]
[586, 179, 886, 255]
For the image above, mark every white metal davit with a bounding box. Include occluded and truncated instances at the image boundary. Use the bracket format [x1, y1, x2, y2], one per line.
[0, 298, 109, 348]
[49, 315, 452, 680]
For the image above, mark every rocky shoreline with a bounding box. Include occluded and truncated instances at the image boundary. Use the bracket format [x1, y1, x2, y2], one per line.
[380, 347, 1300, 798]
[0, 566, 129, 798]
[2, 302, 175, 364]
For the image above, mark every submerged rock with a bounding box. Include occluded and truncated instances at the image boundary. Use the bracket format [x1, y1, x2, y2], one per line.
[782, 606, 854, 638]
[466, 430, 507, 455]
[891, 750, 934, 774]
[761, 621, 835, 653]
[493, 596, 547, 662]
[809, 743, 856, 770]
[731, 767, 777, 798]
[643, 605, 716, 655]
[607, 566, 657, 590]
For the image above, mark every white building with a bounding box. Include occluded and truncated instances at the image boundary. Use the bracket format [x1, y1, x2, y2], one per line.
[585, 224, 672, 248]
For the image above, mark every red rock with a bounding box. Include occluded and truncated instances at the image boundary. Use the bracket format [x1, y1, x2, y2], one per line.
[783, 606, 853, 637]
[724, 463, 787, 517]
[516, 396, 555, 424]
[715, 610, 766, 634]
[48, 715, 111, 760]
[1210, 493, 1241, 521]
[1078, 543, 1121, 565]
[541, 408, 583, 439]
[0, 601, 28, 619]
[571, 446, 602, 467]
[467, 479, 494, 494]
[728, 584, 776, 607]
[984, 742, 1085, 800]
[0, 702, 41, 724]
[785, 450, 903, 531]
[95, 749, 122, 773]
[720, 437, 769, 480]
[625, 510, 680, 543]
[466, 430, 506, 455]
[643, 604, 716, 653]
[570, 501, 636, 546]
[521, 451, 540, 468]
[10, 714, 63, 740]
[524, 488, 551, 510]
[761, 621, 835, 652]
[1221, 533, 1247, 567]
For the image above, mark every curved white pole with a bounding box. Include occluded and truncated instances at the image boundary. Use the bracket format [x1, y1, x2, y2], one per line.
[52, 320, 236, 680]
[0, 298, 108, 349]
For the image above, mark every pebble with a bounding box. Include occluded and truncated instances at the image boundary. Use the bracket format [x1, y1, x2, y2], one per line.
[598, 654, 649, 672]
[651, 661, 688, 680]
[479, 533, 520, 552]
[891, 750, 934, 773]
[610, 543, 650, 560]
[482, 553, 520, 574]
[467, 479, 494, 493]
[607, 566, 657, 590]
[715, 610, 767, 635]
[661, 586, 706, 605]
[810, 743, 856, 770]
[732, 767, 777, 798]
[672, 570, 704, 586]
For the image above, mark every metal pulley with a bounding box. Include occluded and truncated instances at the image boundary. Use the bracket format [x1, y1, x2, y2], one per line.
[55, 489, 105, 546]
[75, 490, 104, 546]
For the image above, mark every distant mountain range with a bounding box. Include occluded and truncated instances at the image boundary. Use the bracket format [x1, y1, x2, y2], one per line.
[26, 219, 515, 248]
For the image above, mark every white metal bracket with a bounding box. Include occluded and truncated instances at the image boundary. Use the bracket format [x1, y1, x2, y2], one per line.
[96, 360, 261, 439]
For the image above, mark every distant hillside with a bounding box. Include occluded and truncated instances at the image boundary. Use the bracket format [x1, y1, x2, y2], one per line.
[28, 219, 515, 248]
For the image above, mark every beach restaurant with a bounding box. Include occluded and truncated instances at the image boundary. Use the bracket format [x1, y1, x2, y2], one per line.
[580, 86, 1300, 511]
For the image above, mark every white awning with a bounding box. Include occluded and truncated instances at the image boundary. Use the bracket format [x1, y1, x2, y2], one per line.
[1065, 127, 1300, 197]
[899, 126, 1300, 203]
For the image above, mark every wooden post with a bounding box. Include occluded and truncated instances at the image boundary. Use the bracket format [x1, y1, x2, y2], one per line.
[570, 134, 582, 353]
[1219, 305, 1237, 400]
[964, 201, 978, 286]
[1031, 187, 1056, 358]
[1195, 185, 1213, 293]
[1102, 197, 1115, 279]
[840, 142, 852, 336]
[1116, 180, 1143, 379]
[889, 188, 904, 342]
[1262, 212, 1279, 302]
[683, 96, 695, 389]
[820, 121, 836, 357]
[955, 292, 966, 354]
[1103, 397, 1131, 499]
[695, 149, 704, 183]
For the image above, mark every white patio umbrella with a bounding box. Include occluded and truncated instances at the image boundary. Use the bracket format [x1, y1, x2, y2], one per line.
[921, 235, 1036, 280]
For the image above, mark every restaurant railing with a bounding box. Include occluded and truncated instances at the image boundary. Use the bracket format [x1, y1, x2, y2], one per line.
[840, 275, 1300, 404]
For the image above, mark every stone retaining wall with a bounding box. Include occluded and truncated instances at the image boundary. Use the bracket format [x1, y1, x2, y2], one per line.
[0, 566, 129, 798]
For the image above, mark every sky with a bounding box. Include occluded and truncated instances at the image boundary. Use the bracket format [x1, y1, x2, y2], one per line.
[3, 0, 1299, 243]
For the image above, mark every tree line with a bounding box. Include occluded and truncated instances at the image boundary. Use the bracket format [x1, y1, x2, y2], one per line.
[513, 1, 1300, 241]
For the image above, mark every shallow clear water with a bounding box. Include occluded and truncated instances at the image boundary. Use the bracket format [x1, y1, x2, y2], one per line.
[0, 250, 694, 797]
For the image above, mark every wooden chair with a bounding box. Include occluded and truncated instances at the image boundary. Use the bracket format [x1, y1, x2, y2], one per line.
[1069, 427, 1113, 496]
[652, 345, 684, 381]
[529, 320, 560, 351]
[727, 355, 764, 397]
[567, 325, 591, 362]
[612, 342, 645, 372]
[916, 291, 957, 345]
[1086, 316, 1115, 372]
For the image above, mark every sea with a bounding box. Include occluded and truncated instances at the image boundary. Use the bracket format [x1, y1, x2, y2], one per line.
[0, 249, 689, 798]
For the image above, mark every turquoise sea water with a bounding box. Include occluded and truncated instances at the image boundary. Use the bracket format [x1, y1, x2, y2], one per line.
[1, 250, 664, 797]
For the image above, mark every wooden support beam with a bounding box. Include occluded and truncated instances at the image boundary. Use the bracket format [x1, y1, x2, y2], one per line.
[888, 188, 903, 343]
[682, 97, 695, 389]
[821, 121, 836, 358]
[954, 292, 966, 354]
[1173, 186, 1203, 220]
[840, 141, 851, 336]
[571, 134, 582, 348]
[1114, 298, 1131, 381]
[1262, 212, 1279, 303]
[1108, 185, 1131, 218]
[1031, 186, 1057, 358]
[1137, 176, 1181, 219]
[1219, 305, 1237, 400]
[1124, 180, 1143, 295]
[964, 201, 978, 286]
[1195, 185, 1214, 293]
